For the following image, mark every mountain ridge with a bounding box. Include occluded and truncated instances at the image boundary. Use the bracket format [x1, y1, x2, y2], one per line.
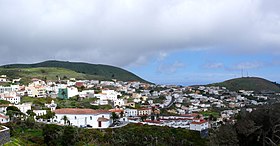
[0, 60, 149, 83]
[208, 77, 280, 93]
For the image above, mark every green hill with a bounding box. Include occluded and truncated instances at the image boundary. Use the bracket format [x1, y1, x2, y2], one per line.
[0, 60, 149, 83]
[0, 67, 107, 84]
[210, 77, 280, 93]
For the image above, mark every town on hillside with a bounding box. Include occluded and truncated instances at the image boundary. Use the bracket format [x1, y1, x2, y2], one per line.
[0, 74, 278, 137]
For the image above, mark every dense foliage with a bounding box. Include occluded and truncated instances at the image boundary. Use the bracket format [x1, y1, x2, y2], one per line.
[21, 96, 112, 110]
[210, 103, 280, 146]
[4, 121, 206, 146]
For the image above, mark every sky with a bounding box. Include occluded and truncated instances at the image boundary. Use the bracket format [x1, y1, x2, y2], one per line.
[0, 0, 280, 85]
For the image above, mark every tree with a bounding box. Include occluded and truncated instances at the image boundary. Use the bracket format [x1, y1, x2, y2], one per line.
[111, 112, 119, 123]
[141, 115, 148, 122]
[62, 115, 69, 125]
[43, 124, 62, 146]
[156, 114, 160, 121]
[61, 126, 77, 146]
[151, 115, 155, 121]
[209, 124, 239, 146]
[26, 109, 36, 117]
[44, 110, 56, 122]
[6, 106, 22, 121]
[120, 111, 124, 118]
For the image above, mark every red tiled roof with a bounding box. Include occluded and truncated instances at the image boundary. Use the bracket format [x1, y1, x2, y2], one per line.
[0, 114, 8, 119]
[54, 108, 111, 115]
[160, 118, 193, 121]
[191, 119, 207, 124]
[109, 109, 123, 113]
[4, 96, 16, 98]
[144, 120, 161, 124]
[75, 82, 84, 87]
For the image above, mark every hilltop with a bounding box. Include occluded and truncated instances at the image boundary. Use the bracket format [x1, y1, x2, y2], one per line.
[210, 77, 280, 93]
[0, 60, 149, 83]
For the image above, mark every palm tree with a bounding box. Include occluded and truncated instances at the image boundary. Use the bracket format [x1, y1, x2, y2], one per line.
[61, 115, 69, 125]
[111, 112, 119, 123]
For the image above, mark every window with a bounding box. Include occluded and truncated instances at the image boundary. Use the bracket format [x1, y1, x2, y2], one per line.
[90, 116, 92, 120]
[75, 116, 77, 120]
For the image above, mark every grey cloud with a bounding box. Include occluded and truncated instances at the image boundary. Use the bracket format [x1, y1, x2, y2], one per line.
[157, 61, 185, 74]
[0, 0, 280, 66]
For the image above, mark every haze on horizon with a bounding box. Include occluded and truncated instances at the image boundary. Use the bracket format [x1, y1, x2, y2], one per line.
[0, 0, 280, 85]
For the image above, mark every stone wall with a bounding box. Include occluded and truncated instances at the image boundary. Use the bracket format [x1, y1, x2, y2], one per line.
[0, 126, 10, 145]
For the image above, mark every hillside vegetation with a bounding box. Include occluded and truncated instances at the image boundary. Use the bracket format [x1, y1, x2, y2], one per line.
[210, 77, 280, 93]
[0, 67, 109, 84]
[1, 60, 148, 83]
[4, 122, 206, 146]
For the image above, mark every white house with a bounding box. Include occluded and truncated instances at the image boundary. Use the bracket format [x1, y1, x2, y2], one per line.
[113, 99, 125, 107]
[0, 75, 8, 82]
[79, 90, 95, 98]
[0, 113, 9, 123]
[0, 104, 15, 114]
[45, 100, 57, 111]
[101, 90, 121, 101]
[0, 86, 12, 94]
[54, 108, 112, 128]
[92, 100, 109, 106]
[15, 103, 32, 114]
[190, 119, 208, 131]
[0, 92, 21, 104]
[138, 108, 152, 116]
[67, 87, 79, 98]
[124, 108, 138, 117]
[33, 110, 47, 117]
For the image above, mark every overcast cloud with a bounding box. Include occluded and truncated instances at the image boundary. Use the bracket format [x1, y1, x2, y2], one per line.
[0, 0, 280, 67]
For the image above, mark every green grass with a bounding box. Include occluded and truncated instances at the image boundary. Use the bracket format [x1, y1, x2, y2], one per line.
[1, 60, 150, 83]
[0, 67, 108, 85]
[210, 77, 280, 93]
[5, 128, 44, 146]
[199, 111, 220, 118]
[4, 138, 23, 146]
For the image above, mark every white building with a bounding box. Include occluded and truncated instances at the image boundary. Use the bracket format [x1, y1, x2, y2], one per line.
[0, 113, 9, 123]
[190, 119, 208, 131]
[92, 100, 109, 106]
[54, 108, 112, 128]
[15, 103, 32, 114]
[124, 108, 138, 117]
[0, 92, 21, 104]
[0, 75, 8, 82]
[101, 90, 121, 101]
[79, 90, 95, 98]
[45, 100, 57, 111]
[67, 87, 79, 98]
[0, 104, 15, 114]
[114, 99, 125, 107]
[0, 86, 12, 93]
[138, 108, 152, 116]
[33, 110, 47, 117]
